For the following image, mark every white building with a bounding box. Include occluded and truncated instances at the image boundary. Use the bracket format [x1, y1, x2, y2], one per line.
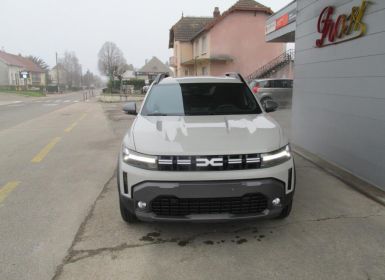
[266, 0, 385, 191]
[0, 51, 46, 87]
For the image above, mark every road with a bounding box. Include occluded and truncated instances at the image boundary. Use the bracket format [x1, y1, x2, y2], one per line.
[0, 91, 92, 130]
[56, 104, 385, 280]
[0, 91, 118, 280]
[1, 96, 384, 280]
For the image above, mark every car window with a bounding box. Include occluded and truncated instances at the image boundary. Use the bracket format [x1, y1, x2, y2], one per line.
[274, 80, 282, 88]
[279, 80, 293, 88]
[258, 80, 268, 88]
[141, 82, 262, 116]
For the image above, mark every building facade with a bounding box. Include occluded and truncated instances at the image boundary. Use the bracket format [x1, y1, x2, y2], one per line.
[266, 0, 385, 190]
[136, 57, 172, 83]
[0, 51, 46, 87]
[169, 0, 286, 77]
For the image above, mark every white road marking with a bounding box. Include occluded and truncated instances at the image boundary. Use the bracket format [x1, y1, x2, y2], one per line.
[43, 103, 59, 106]
[64, 100, 71, 103]
[6, 103, 25, 107]
[0, 101, 22, 106]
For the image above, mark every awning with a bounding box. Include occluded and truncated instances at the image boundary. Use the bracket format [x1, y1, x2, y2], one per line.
[181, 55, 233, 66]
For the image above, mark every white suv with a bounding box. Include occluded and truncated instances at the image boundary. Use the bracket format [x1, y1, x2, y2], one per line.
[118, 73, 295, 223]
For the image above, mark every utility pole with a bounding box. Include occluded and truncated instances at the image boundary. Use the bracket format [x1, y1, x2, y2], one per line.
[56, 52, 60, 93]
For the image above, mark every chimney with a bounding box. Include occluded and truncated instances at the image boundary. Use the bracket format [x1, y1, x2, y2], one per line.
[213, 7, 220, 18]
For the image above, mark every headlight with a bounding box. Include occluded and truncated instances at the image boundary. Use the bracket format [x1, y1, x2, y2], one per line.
[261, 145, 291, 168]
[122, 146, 158, 170]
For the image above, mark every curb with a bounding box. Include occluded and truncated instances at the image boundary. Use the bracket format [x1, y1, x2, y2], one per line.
[293, 145, 385, 207]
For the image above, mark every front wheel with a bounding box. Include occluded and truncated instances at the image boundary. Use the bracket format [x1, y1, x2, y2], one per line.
[277, 200, 292, 219]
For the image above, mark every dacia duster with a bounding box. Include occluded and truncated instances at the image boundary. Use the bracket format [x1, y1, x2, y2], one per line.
[118, 73, 295, 223]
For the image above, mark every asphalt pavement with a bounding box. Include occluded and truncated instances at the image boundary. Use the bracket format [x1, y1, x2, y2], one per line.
[1, 97, 384, 280]
[0, 91, 93, 130]
[53, 104, 385, 280]
[0, 91, 118, 280]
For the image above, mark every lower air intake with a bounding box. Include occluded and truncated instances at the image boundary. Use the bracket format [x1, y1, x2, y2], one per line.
[150, 193, 268, 216]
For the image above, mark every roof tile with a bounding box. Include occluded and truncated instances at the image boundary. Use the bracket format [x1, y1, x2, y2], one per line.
[138, 57, 171, 74]
[0, 51, 45, 73]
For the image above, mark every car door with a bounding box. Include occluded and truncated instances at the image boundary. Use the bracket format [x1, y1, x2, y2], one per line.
[270, 80, 293, 108]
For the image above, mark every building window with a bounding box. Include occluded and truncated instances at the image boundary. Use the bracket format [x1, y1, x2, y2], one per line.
[184, 69, 189, 76]
[202, 67, 208, 76]
[201, 35, 207, 54]
[194, 41, 199, 57]
[31, 73, 41, 85]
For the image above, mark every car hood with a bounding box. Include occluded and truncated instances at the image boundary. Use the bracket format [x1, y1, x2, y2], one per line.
[129, 114, 286, 156]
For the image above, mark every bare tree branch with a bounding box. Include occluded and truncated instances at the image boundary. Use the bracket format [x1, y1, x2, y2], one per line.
[98, 42, 127, 79]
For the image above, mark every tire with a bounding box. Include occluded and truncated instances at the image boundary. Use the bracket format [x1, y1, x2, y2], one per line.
[119, 198, 139, 223]
[277, 200, 292, 219]
[260, 96, 273, 106]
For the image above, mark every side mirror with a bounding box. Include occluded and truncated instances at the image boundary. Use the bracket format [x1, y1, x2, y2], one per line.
[123, 102, 137, 115]
[263, 100, 278, 113]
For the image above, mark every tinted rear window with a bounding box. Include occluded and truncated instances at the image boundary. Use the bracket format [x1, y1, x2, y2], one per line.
[259, 80, 293, 88]
[141, 83, 262, 116]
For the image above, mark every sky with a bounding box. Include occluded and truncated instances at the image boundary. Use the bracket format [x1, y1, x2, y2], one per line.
[0, 0, 292, 76]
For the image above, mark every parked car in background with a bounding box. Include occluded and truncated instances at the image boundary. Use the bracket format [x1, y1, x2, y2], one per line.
[249, 78, 293, 108]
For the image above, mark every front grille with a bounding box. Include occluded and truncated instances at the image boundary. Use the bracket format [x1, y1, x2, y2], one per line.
[150, 193, 268, 216]
[158, 154, 261, 171]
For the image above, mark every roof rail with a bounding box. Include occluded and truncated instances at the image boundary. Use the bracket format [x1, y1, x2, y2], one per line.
[224, 72, 248, 85]
[153, 73, 170, 85]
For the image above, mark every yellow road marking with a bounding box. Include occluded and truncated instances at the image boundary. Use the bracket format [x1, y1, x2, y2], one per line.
[64, 113, 87, 133]
[0, 181, 20, 203]
[64, 121, 78, 133]
[31, 137, 61, 163]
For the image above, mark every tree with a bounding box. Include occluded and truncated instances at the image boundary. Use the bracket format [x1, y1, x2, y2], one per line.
[82, 69, 103, 88]
[97, 42, 127, 80]
[28, 55, 51, 85]
[28, 56, 49, 71]
[60, 51, 82, 88]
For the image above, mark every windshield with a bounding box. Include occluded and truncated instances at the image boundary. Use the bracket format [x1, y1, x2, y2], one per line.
[141, 82, 262, 116]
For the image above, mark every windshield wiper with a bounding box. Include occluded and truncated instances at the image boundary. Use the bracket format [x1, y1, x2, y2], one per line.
[146, 113, 185, 116]
[146, 113, 170, 116]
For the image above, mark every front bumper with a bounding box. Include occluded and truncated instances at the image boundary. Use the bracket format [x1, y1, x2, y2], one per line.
[120, 178, 293, 222]
[118, 153, 295, 222]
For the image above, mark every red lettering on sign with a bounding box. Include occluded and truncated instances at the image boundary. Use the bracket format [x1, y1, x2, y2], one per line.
[316, 0, 368, 47]
[276, 13, 289, 30]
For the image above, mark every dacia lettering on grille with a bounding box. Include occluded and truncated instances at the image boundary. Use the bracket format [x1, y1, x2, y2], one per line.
[158, 154, 261, 171]
[196, 157, 223, 167]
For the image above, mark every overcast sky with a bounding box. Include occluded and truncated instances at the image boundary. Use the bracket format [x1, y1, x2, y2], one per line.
[0, 0, 292, 76]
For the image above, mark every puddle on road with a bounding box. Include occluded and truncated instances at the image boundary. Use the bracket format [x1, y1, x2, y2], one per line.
[138, 226, 274, 247]
[139, 232, 161, 242]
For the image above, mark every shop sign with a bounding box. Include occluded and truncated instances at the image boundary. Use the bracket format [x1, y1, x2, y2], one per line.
[316, 0, 368, 47]
[19, 71, 30, 79]
[276, 13, 289, 30]
[265, 8, 296, 35]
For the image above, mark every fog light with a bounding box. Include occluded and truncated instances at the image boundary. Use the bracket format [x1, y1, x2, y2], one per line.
[137, 201, 147, 209]
[272, 198, 281, 206]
